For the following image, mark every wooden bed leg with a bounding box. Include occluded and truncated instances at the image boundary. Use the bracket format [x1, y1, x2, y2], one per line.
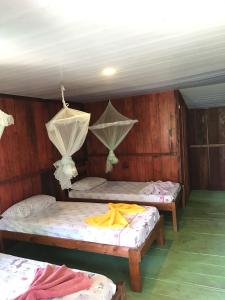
[172, 202, 178, 232]
[0, 236, 4, 252]
[112, 282, 127, 300]
[156, 218, 165, 246]
[0, 240, 3, 252]
[128, 249, 142, 292]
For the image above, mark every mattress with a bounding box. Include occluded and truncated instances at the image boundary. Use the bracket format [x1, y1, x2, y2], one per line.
[69, 181, 181, 203]
[0, 252, 116, 300]
[0, 201, 159, 248]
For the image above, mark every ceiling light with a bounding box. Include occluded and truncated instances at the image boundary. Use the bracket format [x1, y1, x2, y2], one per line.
[102, 67, 117, 76]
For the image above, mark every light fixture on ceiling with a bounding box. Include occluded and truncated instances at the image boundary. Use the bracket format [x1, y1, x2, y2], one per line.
[102, 67, 117, 76]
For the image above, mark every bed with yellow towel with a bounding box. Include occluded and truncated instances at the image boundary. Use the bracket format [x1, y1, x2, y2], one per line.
[0, 196, 165, 292]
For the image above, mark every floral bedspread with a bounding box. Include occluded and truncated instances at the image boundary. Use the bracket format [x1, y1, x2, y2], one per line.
[0, 253, 116, 300]
[69, 181, 181, 203]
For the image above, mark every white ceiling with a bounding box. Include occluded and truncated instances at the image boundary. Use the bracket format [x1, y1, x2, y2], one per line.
[1, 0, 225, 107]
[180, 82, 225, 109]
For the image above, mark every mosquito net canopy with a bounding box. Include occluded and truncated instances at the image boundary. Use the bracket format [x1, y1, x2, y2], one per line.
[89, 101, 138, 173]
[46, 96, 90, 189]
[0, 109, 14, 139]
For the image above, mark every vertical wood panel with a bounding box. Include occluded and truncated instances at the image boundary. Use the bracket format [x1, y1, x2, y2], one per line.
[152, 156, 162, 180]
[188, 109, 208, 189]
[189, 148, 209, 189]
[207, 107, 225, 190]
[209, 147, 225, 190]
[208, 107, 225, 144]
[85, 91, 185, 184]
[174, 91, 190, 201]
[189, 106, 225, 190]
[159, 91, 178, 153]
[129, 96, 150, 154]
[188, 109, 207, 145]
[33, 101, 52, 169]
[47, 102, 62, 162]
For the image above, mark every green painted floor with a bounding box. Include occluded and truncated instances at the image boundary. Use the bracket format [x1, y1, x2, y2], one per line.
[7, 190, 225, 299]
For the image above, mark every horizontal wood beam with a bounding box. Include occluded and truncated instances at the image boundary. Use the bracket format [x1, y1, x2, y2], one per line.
[0, 230, 130, 258]
[190, 144, 225, 148]
[0, 162, 87, 186]
[0, 168, 51, 185]
[88, 152, 178, 157]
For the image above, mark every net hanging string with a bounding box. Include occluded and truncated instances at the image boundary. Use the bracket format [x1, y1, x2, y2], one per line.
[61, 85, 69, 108]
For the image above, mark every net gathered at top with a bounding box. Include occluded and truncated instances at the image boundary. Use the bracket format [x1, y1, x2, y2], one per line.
[89, 101, 138, 172]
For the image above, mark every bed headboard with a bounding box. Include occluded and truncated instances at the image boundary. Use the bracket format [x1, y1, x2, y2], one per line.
[0, 162, 88, 214]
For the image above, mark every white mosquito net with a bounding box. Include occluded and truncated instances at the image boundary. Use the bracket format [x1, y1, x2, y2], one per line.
[46, 88, 90, 190]
[89, 101, 138, 173]
[0, 109, 14, 139]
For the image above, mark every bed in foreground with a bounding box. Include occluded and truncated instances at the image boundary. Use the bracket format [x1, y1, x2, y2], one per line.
[68, 178, 183, 232]
[0, 252, 125, 300]
[0, 197, 165, 292]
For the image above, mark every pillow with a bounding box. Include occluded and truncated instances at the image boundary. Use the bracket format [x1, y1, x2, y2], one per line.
[71, 177, 107, 191]
[2, 195, 56, 218]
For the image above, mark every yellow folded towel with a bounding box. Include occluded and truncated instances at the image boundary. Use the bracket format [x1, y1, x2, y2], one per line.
[85, 203, 145, 228]
[109, 203, 146, 214]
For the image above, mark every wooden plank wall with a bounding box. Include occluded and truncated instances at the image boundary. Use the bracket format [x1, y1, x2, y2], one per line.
[85, 91, 187, 185]
[188, 106, 225, 190]
[0, 94, 86, 213]
[188, 109, 208, 189]
[175, 91, 190, 199]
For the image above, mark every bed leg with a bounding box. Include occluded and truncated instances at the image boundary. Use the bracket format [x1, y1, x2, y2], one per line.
[112, 282, 126, 300]
[0, 229, 4, 252]
[0, 238, 4, 252]
[128, 249, 142, 292]
[156, 217, 165, 246]
[172, 203, 178, 232]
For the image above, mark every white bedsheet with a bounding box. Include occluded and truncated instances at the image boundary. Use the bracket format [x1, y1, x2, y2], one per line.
[0, 202, 159, 248]
[0, 252, 116, 300]
[69, 181, 181, 203]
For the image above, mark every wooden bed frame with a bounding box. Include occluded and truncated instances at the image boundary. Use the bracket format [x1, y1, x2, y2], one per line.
[0, 216, 164, 292]
[67, 188, 184, 232]
[41, 167, 184, 232]
[113, 282, 126, 300]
